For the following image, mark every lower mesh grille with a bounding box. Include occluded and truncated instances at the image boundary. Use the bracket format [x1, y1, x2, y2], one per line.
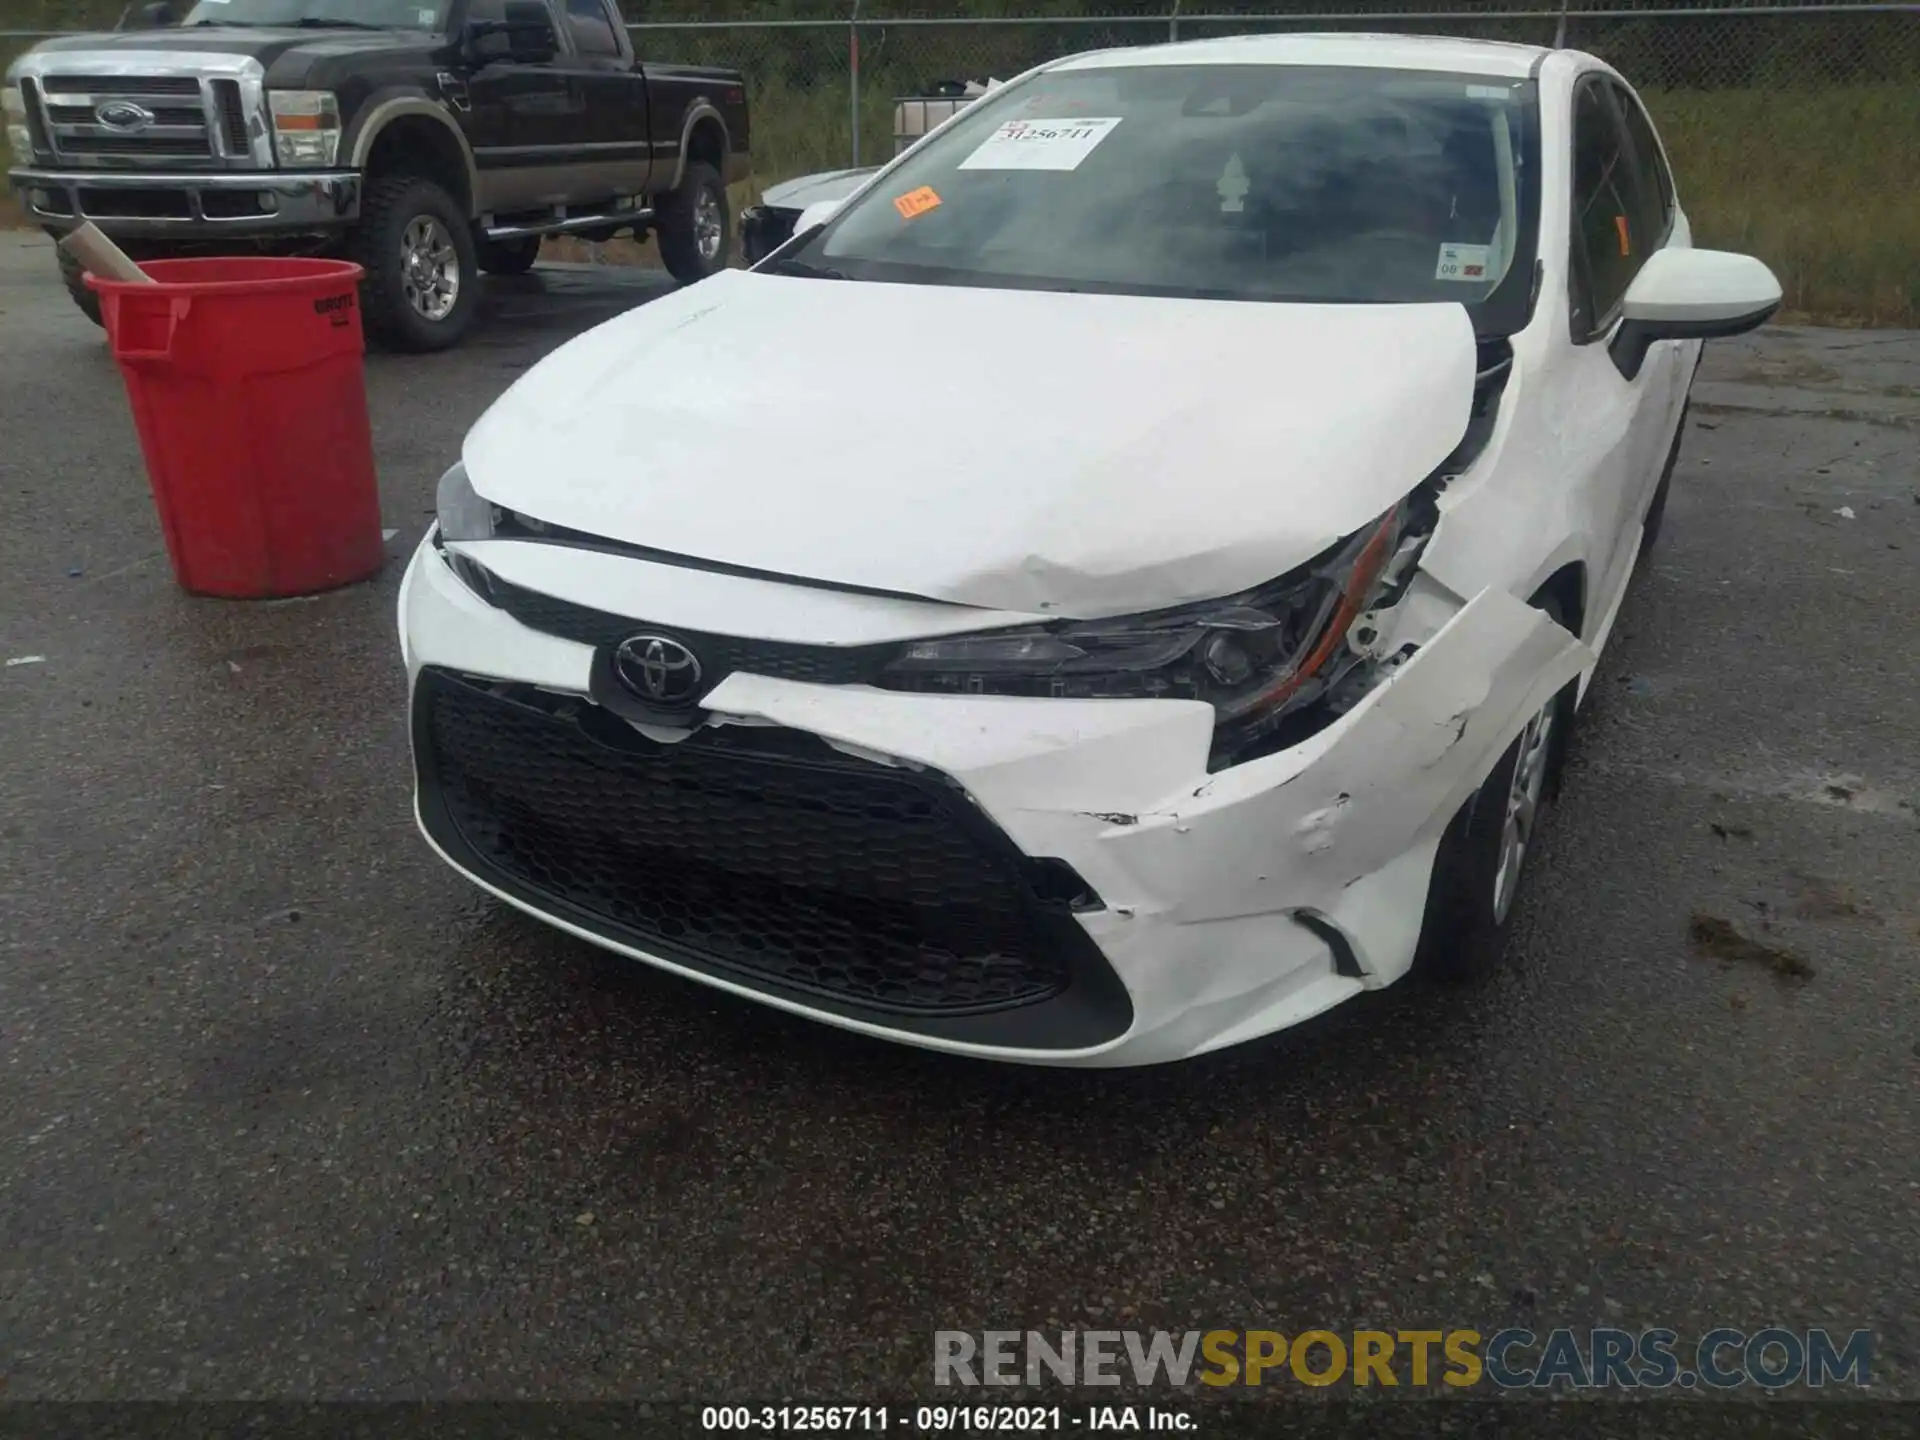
[414, 668, 1127, 1040]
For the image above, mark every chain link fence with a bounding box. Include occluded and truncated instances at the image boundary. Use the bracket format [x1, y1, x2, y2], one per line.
[615, 5, 1918, 173]
[5, 2, 1917, 316]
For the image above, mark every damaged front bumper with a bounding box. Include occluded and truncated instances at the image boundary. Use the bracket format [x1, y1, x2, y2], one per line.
[398, 536, 1589, 1068]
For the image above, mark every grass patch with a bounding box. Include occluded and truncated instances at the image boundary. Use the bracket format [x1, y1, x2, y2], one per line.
[1647, 85, 1920, 326]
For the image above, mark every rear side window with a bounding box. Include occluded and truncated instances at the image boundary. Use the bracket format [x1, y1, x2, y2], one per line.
[1613, 82, 1674, 246]
[1569, 79, 1643, 334]
[565, 0, 620, 56]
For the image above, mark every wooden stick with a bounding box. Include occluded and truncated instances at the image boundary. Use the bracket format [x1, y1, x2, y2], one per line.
[58, 222, 156, 284]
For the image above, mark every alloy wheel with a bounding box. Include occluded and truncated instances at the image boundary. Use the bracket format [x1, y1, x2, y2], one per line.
[401, 214, 461, 321]
[1491, 698, 1556, 926]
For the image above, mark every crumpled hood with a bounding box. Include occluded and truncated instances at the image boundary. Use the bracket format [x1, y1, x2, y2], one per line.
[463, 270, 1478, 619]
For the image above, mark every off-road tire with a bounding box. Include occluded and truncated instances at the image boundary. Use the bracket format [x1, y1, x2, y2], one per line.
[348, 173, 480, 353]
[57, 245, 105, 328]
[656, 161, 730, 284]
[477, 235, 542, 276]
[1413, 591, 1576, 983]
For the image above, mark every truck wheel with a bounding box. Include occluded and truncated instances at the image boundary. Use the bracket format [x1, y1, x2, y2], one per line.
[477, 235, 542, 277]
[57, 246, 105, 328]
[656, 161, 730, 283]
[350, 174, 480, 352]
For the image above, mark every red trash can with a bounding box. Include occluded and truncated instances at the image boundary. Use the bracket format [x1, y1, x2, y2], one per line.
[89, 256, 384, 599]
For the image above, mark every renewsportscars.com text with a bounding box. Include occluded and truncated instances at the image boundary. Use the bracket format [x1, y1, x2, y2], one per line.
[934, 1328, 1872, 1391]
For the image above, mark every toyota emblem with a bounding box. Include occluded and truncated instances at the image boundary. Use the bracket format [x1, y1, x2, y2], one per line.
[612, 634, 704, 707]
[94, 99, 156, 133]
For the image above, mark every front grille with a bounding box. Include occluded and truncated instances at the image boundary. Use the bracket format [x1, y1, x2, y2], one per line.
[41, 74, 216, 163]
[42, 75, 200, 97]
[19, 78, 50, 153]
[212, 79, 249, 155]
[414, 668, 1128, 1045]
[46, 101, 205, 127]
[58, 134, 210, 157]
[472, 566, 898, 691]
[75, 186, 191, 218]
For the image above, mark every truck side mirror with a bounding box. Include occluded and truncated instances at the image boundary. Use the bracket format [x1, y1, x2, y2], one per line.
[117, 0, 176, 28]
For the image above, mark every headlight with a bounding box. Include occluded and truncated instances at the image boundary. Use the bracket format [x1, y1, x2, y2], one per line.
[435, 461, 497, 543]
[268, 90, 341, 168]
[4, 84, 32, 161]
[878, 505, 1407, 752]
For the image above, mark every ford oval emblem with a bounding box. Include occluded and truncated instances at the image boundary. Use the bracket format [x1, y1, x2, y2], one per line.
[94, 99, 156, 133]
[613, 634, 704, 707]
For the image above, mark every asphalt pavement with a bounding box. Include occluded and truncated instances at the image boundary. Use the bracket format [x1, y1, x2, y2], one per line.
[1, 228, 1916, 1408]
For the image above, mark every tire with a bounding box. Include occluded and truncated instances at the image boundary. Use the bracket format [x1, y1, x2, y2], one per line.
[57, 245, 105, 328]
[1413, 591, 1576, 983]
[477, 235, 542, 277]
[1637, 398, 1689, 562]
[655, 160, 730, 284]
[348, 174, 480, 353]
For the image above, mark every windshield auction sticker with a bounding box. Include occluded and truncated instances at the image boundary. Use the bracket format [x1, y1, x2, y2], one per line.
[1435, 242, 1492, 281]
[958, 117, 1122, 172]
[892, 185, 943, 220]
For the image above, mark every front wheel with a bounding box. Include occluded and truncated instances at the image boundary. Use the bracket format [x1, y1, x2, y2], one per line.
[349, 174, 480, 352]
[655, 161, 730, 284]
[1413, 592, 1575, 983]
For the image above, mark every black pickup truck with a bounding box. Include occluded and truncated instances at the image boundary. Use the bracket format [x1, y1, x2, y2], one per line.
[3, 0, 749, 350]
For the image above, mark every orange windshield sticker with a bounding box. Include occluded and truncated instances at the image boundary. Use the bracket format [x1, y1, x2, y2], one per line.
[893, 185, 942, 221]
[1614, 214, 1631, 256]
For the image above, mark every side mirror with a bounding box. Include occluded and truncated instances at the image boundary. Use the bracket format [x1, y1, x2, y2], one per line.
[794, 198, 844, 233]
[116, 1, 176, 28]
[1610, 247, 1781, 381]
[469, 0, 558, 64]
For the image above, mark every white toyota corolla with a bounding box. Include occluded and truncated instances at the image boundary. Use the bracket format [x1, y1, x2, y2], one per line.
[400, 33, 1781, 1067]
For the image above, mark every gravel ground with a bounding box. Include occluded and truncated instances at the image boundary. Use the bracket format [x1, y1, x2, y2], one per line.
[0, 230, 1916, 1416]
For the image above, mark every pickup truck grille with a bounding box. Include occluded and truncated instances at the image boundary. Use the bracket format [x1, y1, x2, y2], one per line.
[39, 74, 228, 164]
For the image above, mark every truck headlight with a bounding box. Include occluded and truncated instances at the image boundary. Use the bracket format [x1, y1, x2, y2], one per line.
[268, 90, 341, 168]
[4, 84, 32, 161]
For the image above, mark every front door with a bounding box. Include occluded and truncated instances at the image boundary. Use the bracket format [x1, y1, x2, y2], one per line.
[1559, 73, 1674, 615]
[460, 0, 589, 214]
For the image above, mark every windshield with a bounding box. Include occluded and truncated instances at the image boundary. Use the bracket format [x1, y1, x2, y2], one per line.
[792, 63, 1541, 325]
[178, 0, 448, 28]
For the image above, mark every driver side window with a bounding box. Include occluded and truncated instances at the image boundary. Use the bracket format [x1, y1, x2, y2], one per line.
[1569, 79, 1645, 338]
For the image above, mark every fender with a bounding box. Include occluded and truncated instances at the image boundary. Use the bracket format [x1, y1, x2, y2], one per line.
[662, 100, 729, 193]
[347, 92, 482, 217]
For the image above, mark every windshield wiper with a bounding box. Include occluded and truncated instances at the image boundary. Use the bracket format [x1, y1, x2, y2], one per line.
[764, 256, 850, 281]
[288, 16, 388, 28]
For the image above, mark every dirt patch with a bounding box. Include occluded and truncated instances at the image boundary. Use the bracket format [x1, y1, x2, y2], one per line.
[540, 234, 660, 269]
[1724, 354, 1848, 389]
[1794, 874, 1879, 923]
[1688, 912, 1816, 983]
